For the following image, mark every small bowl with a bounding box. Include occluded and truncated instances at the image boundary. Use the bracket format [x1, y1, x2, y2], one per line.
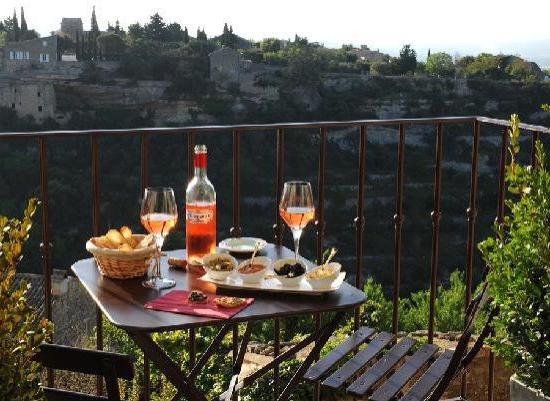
[237, 256, 271, 283]
[273, 258, 307, 287]
[202, 253, 238, 281]
[305, 262, 341, 289]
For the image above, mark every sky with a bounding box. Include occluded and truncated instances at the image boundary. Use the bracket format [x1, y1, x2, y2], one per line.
[2, 0, 549, 65]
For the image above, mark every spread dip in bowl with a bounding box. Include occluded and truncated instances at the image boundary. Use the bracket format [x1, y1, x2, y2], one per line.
[237, 256, 271, 283]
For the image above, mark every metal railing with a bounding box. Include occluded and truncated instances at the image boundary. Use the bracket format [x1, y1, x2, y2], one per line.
[1, 116, 549, 400]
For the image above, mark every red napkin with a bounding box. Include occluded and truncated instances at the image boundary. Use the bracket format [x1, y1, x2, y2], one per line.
[144, 290, 254, 319]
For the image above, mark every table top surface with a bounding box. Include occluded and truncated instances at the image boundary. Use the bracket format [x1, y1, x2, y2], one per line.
[71, 244, 366, 333]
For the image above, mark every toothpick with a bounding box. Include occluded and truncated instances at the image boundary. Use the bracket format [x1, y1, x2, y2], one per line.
[323, 247, 337, 267]
[250, 240, 261, 265]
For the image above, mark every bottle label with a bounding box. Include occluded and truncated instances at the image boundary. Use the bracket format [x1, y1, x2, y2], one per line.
[186, 206, 214, 224]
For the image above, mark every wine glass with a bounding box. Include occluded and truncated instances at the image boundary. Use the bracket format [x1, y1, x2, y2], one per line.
[140, 187, 178, 289]
[279, 181, 315, 260]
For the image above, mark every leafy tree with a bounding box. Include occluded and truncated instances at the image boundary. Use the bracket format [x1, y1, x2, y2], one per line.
[0, 199, 53, 401]
[426, 52, 455, 77]
[145, 13, 167, 41]
[166, 22, 184, 42]
[260, 38, 281, 53]
[285, 43, 327, 87]
[505, 57, 542, 82]
[462, 53, 508, 80]
[396, 44, 417, 75]
[97, 33, 126, 60]
[371, 61, 393, 76]
[480, 113, 550, 395]
[127, 22, 145, 42]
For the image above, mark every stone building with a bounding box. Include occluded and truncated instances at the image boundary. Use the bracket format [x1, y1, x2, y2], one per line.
[353, 46, 390, 63]
[209, 47, 240, 85]
[0, 80, 56, 121]
[60, 18, 84, 41]
[4, 35, 59, 72]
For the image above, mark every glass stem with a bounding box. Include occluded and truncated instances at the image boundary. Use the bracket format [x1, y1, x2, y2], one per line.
[292, 229, 302, 260]
[154, 235, 165, 279]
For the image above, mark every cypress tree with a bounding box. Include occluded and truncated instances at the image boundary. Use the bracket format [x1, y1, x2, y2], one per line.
[75, 31, 81, 61]
[20, 7, 27, 34]
[183, 26, 189, 43]
[91, 6, 99, 33]
[12, 9, 20, 41]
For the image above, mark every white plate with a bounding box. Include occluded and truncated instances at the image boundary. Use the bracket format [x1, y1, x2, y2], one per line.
[199, 271, 346, 295]
[218, 237, 268, 253]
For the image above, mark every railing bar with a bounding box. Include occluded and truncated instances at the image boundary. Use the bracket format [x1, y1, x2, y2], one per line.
[90, 135, 104, 396]
[231, 130, 242, 237]
[273, 318, 281, 401]
[186, 131, 196, 398]
[138, 133, 150, 401]
[392, 124, 406, 335]
[0, 116, 485, 139]
[428, 123, 444, 343]
[38, 136, 53, 388]
[313, 127, 328, 401]
[354, 125, 367, 330]
[462, 120, 481, 397]
[531, 131, 540, 168]
[274, 128, 285, 245]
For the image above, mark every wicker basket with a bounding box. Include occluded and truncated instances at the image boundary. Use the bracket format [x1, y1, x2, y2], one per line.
[86, 234, 156, 279]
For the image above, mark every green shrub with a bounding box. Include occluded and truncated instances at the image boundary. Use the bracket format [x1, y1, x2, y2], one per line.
[479, 113, 550, 395]
[0, 199, 53, 401]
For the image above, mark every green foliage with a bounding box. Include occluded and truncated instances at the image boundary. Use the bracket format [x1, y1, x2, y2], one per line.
[395, 44, 417, 75]
[97, 33, 126, 60]
[240, 359, 313, 401]
[479, 112, 550, 395]
[426, 52, 455, 78]
[0, 199, 53, 401]
[350, 271, 467, 334]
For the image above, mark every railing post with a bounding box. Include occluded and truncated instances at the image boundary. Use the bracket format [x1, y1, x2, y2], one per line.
[230, 130, 242, 237]
[354, 125, 367, 330]
[392, 124, 406, 335]
[90, 135, 104, 396]
[428, 123, 444, 343]
[313, 127, 328, 401]
[39, 136, 54, 388]
[273, 128, 285, 245]
[139, 132, 151, 401]
[273, 128, 285, 400]
[462, 120, 480, 397]
[531, 131, 540, 169]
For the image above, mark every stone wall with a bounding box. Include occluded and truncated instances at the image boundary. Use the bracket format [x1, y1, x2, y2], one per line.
[0, 79, 56, 121]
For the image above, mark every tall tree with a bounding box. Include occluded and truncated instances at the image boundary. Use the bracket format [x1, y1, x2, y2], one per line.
[145, 13, 167, 41]
[182, 26, 189, 43]
[75, 31, 81, 61]
[91, 6, 99, 33]
[20, 7, 27, 33]
[396, 44, 417, 75]
[12, 9, 19, 41]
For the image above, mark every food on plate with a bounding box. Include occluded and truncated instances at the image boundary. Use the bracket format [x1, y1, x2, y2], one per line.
[215, 296, 246, 308]
[188, 290, 208, 304]
[168, 258, 188, 269]
[274, 262, 306, 278]
[306, 264, 338, 280]
[205, 258, 234, 272]
[91, 227, 154, 251]
[238, 263, 265, 274]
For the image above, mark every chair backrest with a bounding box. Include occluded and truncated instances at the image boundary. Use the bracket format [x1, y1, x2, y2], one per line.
[426, 278, 497, 401]
[34, 344, 134, 401]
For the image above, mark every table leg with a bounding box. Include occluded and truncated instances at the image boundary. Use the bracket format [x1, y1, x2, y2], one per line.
[127, 331, 207, 401]
[277, 312, 344, 401]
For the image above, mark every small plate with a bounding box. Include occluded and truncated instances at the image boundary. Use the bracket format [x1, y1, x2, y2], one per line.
[219, 237, 268, 254]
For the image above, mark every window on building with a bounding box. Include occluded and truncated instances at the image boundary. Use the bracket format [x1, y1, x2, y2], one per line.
[37, 91, 41, 97]
[43, 41, 48, 47]
[11, 103, 15, 109]
[38, 106, 43, 112]
[26, 52, 30, 60]
[9, 51, 14, 60]
[40, 54, 50, 63]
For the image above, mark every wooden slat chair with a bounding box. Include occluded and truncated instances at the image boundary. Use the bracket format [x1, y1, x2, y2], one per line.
[305, 280, 497, 401]
[34, 344, 134, 401]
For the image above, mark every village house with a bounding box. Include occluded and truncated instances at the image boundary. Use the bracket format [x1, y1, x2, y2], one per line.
[59, 17, 84, 41]
[3, 35, 59, 72]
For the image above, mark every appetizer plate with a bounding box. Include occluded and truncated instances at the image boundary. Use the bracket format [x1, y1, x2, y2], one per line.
[218, 237, 268, 254]
[199, 271, 346, 295]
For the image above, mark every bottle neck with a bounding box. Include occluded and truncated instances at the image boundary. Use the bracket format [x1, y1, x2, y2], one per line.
[194, 152, 207, 178]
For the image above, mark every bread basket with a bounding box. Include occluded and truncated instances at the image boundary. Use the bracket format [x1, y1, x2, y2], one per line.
[85, 234, 155, 279]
